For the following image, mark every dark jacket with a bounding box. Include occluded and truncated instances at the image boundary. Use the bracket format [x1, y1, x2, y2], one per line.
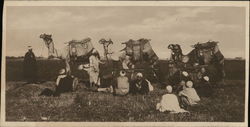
[23, 50, 37, 82]
[54, 76, 74, 96]
[130, 79, 149, 94]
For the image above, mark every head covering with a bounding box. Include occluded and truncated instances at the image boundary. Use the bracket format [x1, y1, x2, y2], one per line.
[28, 46, 32, 50]
[120, 70, 126, 76]
[182, 71, 189, 77]
[203, 76, 209, 81]
[201, 67, 206, 73]
[136, 72, 143, 78]
[194, 63, 199, 66]
[92, 49, 98, 54]
[78, 65, 83, 70]
[83, 64, 90, 68]
[59, 69, 66, 75]
[186, 81, 193, 88]
[166, 85, 173, 93]
[180, 80, 186, 86]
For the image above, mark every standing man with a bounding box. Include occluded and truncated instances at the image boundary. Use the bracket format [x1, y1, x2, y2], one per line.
[89, 49, 102, 90]
[23, 46, 37, 83]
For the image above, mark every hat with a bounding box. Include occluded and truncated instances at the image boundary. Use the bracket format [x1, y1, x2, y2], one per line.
[59, 69, 66, 74]
[180, 80, 186, 86]
[194, 63, 199, 66]
[78, 64, 84, 70]
[92, 49, 98, 54]
[186, 81, 193, 88]
[182, 71, 189, 77]
[28, 46, 32, 50]
[166, 85, 173, 93]
[136, 72, 143, 78]
[119, 70, 126, 76]
[201, 67, 206, 72]
[203, 76, 209, 81]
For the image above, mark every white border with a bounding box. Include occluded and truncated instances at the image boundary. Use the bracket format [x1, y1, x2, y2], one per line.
[1, 1, 249, 127]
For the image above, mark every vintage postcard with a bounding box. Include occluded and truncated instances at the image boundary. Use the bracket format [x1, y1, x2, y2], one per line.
[1, 1, 249, 127]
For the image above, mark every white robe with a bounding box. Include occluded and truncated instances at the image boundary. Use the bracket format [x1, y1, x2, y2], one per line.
[156, 94, 188, 113]
[89, 55, 101, 86]
[179, 88, 200, 105]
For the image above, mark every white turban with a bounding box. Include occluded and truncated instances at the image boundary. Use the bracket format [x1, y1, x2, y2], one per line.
[186, 81, 193, 88]
[166, 85, 173, 93]
[182, 71, 189, 77]
[59, 69, 66, 74]
[203, 76, 209, 81]
[120, 70, 126, 76]
[136, 72, 143, 78]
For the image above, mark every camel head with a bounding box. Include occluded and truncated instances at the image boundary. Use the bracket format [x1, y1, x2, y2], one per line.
[99, 38, 113, 47]
[39, 33, 57, 58]
[40, 33, 52, 42]
[168, 44, 182, 54]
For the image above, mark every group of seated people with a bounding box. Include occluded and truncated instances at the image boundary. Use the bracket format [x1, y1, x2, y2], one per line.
[40, 67, 207, 114]
[156, 81, 200, 113]
[156, 68, 211, 113]
[97, 70, 154, 96]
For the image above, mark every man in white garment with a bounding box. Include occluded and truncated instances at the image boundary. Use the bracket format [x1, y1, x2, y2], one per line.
[89, 49, 102, 89]
[156, 85, 188, 113]
[178, 81, 201, 108]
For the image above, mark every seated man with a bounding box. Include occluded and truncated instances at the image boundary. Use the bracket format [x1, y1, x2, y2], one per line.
[40, 69, 77, 97]
[113, 70, 130, 96]
[54, 69, 76, 96]
[178, 81, 200, 109]
[156, 85, 188, 113]
[196, 75, 213, 97]
[174, 80, 186, 94]
[129, 73, 149, 95]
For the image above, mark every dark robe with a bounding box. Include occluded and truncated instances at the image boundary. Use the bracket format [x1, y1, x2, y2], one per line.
[23, 50, 37, 83]
[130, 79, 149, 95]
[39, 76, 74, 97]
[53, 76, 74, 96]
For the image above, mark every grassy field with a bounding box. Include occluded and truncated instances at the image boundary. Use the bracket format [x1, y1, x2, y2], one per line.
[6, 80, 245, 122]
[5, 58, 246, 122]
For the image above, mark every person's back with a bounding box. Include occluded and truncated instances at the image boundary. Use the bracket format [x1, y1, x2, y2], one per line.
[23, 46, 37, 83]
[179, 81, 200, 107]
[156, 85, 187, 113]
[115, 70, 130, 95]
[159, 94, 181, 112]
[117, 76, 129, 89]
[179, 88, 200, 104]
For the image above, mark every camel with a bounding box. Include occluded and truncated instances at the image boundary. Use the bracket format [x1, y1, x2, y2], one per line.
[167, 41, 225, 81]
[98, 38, 159, 70]
[39, 33, 97, 75]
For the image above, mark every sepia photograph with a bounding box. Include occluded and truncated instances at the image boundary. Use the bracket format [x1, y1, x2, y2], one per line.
[1, 1, 249, 127]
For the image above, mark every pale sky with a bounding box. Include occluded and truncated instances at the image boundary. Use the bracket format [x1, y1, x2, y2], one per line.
[5, 6, 246, 59]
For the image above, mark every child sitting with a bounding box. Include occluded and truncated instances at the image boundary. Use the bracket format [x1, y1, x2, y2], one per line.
[178, 81, 200, 108]
[156, 85, 188, 113]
